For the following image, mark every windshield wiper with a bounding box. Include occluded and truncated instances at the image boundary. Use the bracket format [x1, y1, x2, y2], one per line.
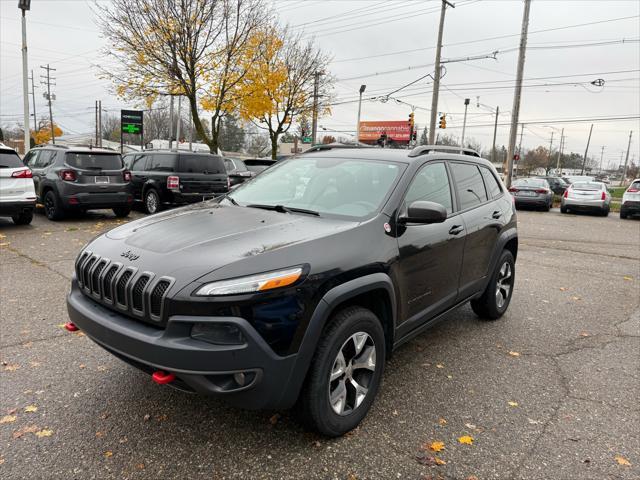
[224, 195, 239, 206]
[246, 204, 320, 216]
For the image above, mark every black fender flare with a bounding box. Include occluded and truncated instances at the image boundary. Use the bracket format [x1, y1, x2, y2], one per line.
[481, 227, 518, 293]
[276, 272, 397, 408]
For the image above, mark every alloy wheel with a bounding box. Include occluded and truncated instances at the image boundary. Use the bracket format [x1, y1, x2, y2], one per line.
[146, 191, 158, 213]
[495, 261, 513, 309]
[328, 332, 376, 416]
[45, 195, 55, 218]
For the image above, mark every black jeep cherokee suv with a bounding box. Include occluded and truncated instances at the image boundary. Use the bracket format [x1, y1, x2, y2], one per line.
[67, 146, 517, 436]
[23, 145, 133, 220]
[123, 151, 230, 214]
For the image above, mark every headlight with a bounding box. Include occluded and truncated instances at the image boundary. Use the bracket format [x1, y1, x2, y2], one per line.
[194, 267, 303, 296]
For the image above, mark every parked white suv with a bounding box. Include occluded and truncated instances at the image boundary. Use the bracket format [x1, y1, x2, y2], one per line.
[0, 144, 36, 225]
[620, 179, 640, 219]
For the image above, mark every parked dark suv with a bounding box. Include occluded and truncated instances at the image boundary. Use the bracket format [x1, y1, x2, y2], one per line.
[23, 146, 133, 220]
[123, 151, 230, 214]
[67, 146, 517, 436]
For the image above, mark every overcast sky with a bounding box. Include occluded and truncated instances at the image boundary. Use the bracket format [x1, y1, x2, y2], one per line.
[1, 0, 639, 167]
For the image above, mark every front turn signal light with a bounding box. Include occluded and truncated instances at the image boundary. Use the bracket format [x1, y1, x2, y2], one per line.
[194, 267, 303, 296]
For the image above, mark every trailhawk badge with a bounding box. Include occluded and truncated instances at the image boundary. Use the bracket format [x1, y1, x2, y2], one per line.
[120, 250, 140, 261]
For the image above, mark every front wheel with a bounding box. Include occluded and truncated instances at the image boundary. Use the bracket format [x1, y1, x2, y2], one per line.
[299, 306, 385, 437]
[471, 250, 515, 320]
[12, 210, 33, 225]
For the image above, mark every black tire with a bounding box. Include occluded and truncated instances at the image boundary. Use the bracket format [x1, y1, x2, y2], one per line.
[620, 210, 627, 219]
[601, 207, 610, 217]
[299, 306, 385, 437]
[471, 250, 515, 320]
[11, 210, 33, 225]
[143, 188, 161, 215]
[44, 190, 64, 221]
[543, 202, 551, 212]
[560, 205, 568, 214]
[113, 206, 131, 218]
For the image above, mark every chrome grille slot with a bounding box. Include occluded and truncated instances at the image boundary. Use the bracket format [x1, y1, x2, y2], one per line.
[115, 270, 133, 308]
[150, 280, 171, 319]
[131, 275, 151, 313]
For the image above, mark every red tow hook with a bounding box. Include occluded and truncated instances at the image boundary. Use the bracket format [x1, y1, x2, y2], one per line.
[152, 371, 176, 385]
[64, 322, 79, 332]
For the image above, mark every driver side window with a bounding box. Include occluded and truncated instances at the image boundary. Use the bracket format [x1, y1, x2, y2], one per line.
[405, 162, 453, 214]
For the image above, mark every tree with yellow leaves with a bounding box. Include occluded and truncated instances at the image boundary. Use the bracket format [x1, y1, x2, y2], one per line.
[31, 122, 63, 146]
[237, 26, 332, 159]
[96, 0, 268, 153]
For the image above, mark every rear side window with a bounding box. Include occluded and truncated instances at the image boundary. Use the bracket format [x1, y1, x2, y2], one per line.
[450, 162, 488, 210]
[148, 154, 176, 172]
[66, 153, 122, 170]
[405, 162, 453, 214]
[35, 150, 56, 168]
[480, 167, 502, 198]
[129, 154, 148, 171]
[180, 155, 225, 174]
[0, 150, 24, 168]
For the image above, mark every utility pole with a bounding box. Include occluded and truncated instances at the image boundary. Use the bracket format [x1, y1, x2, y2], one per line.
[311, 71, 320, 145]
[547, 131, 554, 173]
[580, 123, 594, 175]
[428, 0, 455, 145]
[555, 128, 564, 171]
[460, 98, 470, 147]
[175, 96, 182, 151]
[169, 95, 174, 145]
[505, 0, 531, 187]
[95, 101, 99, 146]
[98, 100, 102, 147]
[20, 1, 31, 154]
[40, 64, 56, 144]
[29, 70, 37, 133]
[491, 106, 499, 163]
[620, 130, 633, 186]
[599, 146, 605, 174]
[356, 84, 366, 144]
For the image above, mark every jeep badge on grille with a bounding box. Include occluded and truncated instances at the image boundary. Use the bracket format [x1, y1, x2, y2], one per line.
[120, 250, 140, 261]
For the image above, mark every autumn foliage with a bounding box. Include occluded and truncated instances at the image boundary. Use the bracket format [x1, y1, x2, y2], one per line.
[31, 123, 63, 145]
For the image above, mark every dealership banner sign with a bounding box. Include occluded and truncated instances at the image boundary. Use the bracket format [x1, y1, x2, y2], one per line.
[359, 121, 411, 142]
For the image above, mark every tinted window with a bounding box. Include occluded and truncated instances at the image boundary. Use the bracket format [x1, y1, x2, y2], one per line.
[224, 159, 234, 172]
[0, 150, 25, 168]
[148, 154, 176, 172]
[122, 154, 134, 169]
[65, 153, 122, 170]
[512, 178, 547, 188]
[23, 150, 39, 168]
[405, 162, 453, 214]
[35, 150, 56, 168]
[130, 154, 147, 171]
[480, 167, 502, 198]
[180, 155, 225, 174]
[450, 163, 488, 210]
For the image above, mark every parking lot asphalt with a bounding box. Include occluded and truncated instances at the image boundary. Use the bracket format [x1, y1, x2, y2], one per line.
[1, 207, 638, 480]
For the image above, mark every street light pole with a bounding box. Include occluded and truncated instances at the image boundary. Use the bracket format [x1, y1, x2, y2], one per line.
[580, 123, 594, 175]
[356, 84, 366, 144]
[491, 106, 499, 163]
[460, 98, 470, 147]
[19, 0, 32, 154]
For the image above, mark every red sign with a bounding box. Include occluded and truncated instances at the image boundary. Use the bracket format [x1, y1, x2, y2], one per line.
[359, 121, 411, 142]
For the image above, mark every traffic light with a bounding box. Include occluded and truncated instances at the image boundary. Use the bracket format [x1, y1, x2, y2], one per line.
[408, 112, 415, 129]
[412, 130, 417, 141]
[439, 113, 446, 129]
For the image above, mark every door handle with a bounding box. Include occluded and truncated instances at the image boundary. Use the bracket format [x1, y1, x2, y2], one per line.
[492, 210, 502, 219]
[449, 225, 464, 235]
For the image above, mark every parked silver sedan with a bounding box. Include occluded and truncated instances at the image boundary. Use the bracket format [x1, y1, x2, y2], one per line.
[508, 177, 553, 211]
[561, 181, 611, 216]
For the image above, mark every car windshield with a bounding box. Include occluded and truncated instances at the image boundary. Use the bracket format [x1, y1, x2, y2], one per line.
[0, 150, 24, 168]
[573, 182, 601, 191]
[629, 181, 640, 190]
[513, 178, 546, 187]
[228, 156, 404, 219]
[65, 153, 122, 170]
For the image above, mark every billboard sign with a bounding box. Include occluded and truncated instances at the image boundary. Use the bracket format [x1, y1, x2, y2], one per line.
[121, 110, 143, 135]
[359, 121, 411, 142]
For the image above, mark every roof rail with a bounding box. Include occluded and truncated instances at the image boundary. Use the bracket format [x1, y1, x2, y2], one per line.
[303, 142, 373, 153]
[408, 145, 480, 158]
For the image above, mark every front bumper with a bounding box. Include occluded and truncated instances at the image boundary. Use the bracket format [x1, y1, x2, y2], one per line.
[0, 200, 35, 216]
[67, 283, 298, 409]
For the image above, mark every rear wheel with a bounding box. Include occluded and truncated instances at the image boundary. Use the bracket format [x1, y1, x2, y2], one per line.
[471, 250, 515, 320]
[144, 189, 161, 214]
[11, 210, 33, 225]
[299, 306, 385, 437]
[44, 190, 64, 221]
[560, 205, 568, 214]
[113, 206, 131, 218]
[601, 206, 610, 217]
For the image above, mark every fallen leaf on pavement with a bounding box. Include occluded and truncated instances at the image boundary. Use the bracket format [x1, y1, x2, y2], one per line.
[427, 441, 445, 452]
[508, 401, 519, 407]
[4, 364, 20, 372]
[579, 332, 590, 337]
[135, 463, 145, 470]
[155, 414, 167, 422]
[458, 435, 474, 445]
[104, 451, 113, 458]
[570, 296, 581, 301]
[436, 364, 444, 369]
[347, 474, 358, 480]
[0, 415, 17, 424]
[7, 408, 17, 415]
[438, 418, 447, 426]
[508, 351, 520, 357]
[24, 405, 38, 413]
[622, 276, 633, 281]
[434, 457, 446, 465]
[35, 429, 53, 438]
[615, 455, 631, 466]
[464, 423, 477, 430]
[96, 431, 104, 438]
[466, 476, 480, 480]
[12, 425, 38, 439]
[269, 413, 280, 425]
[415, 451, 444, 467]
[559, 287, 567, 291]
[143, 414, 151, 421]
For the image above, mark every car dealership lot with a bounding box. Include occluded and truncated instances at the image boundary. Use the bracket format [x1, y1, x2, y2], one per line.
[1, 209, 638, 480]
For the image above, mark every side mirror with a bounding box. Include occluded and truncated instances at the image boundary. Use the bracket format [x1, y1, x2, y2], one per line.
[399, 201, 447, 224]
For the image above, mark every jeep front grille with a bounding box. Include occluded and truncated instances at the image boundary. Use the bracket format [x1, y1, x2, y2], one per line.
[75, 251, 174, 324]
